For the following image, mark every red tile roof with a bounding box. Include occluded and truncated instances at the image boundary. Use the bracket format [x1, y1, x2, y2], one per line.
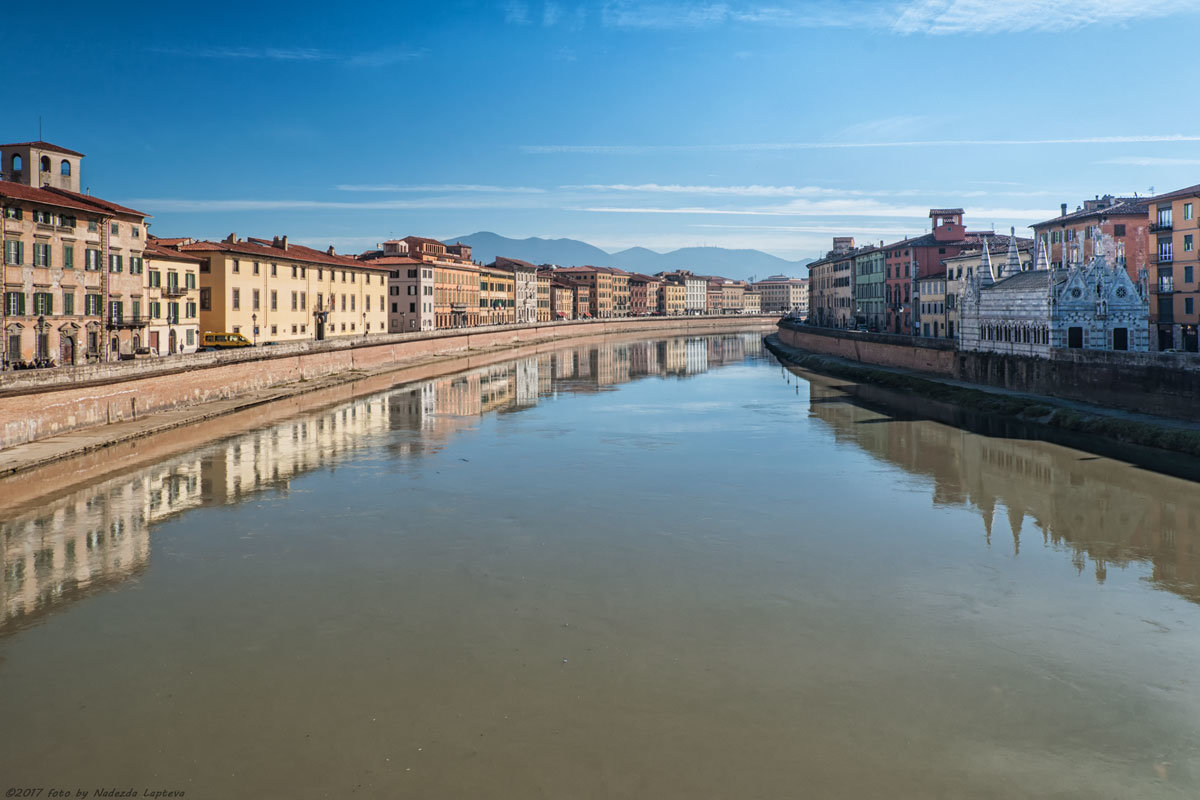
[0, 141, 86, 157]
[145, 240, 204, 263]
[179, 236, 391, 271]
[0, 179, 147, 217]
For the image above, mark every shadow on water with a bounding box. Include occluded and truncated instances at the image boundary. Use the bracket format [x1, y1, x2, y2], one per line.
[777, 358, 1200, 607]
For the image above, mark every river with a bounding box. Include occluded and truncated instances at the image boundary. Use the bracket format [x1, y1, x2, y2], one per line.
[2, 331, 1198, 798]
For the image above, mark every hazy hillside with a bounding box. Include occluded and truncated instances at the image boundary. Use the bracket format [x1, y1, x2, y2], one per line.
[446, 232, 811, 281]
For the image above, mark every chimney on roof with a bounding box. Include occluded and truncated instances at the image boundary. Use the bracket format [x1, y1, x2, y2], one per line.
[282, 235, 288, 250]
[1060, 203, 1067, 217]
[327, 245, 336, 256]
[225, 232, 238, 244]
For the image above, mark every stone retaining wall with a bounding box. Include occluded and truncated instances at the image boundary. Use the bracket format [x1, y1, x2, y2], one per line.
[0, 316, 777, 451]
[777, 321, 1200, 422]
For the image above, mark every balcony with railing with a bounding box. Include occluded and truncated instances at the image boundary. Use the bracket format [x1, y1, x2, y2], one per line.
[1154, 249, 1173, 265]
[106, 314, 151, 329]
[1150, 221, 1173, 233]
[162, 282, 187, 297]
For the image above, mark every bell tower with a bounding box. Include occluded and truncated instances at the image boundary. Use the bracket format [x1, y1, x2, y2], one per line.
[0, 140, 84, 193]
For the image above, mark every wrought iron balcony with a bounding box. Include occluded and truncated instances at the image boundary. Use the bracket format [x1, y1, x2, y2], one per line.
[162, 283, 187, 297]
[1150, 221, 1173, 232]
[106, 315, 151, 329]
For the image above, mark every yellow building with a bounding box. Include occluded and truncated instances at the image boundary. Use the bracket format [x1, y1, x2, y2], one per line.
[479, 263, 514, 325]
[183, 234, 388, 343]
[916, 271, 949, 338]
[144, 238, 201, 354]
[536, 269, 551, 322]
[554, 267, 612, 318]
[660, 281, 686, 315]
[607, 268, 631, 316]
[402, 237, 480, 329]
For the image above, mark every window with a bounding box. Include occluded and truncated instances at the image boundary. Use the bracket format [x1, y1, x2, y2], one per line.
[301, 292, 306, 310]
[108, 300, 123, 322]
[2, 207, 21, 220]
[409, 302, 416, 313]
[149, 270, 161, 288]
[5, 240, 24, 265]
[111, 223, 120, 236]
[291, 265, 297, 278]
[85, 294, 102, 315]
[88, 219, 97, 232]
[186, 273, 196, 290]
[63, 244, 74, 269]
[232, 259, 240, 273]
[1186, 235, 1194, 253]
[350, 295, 355, 311]
[1187, 266, 1195, 284]
[391, 302, 398, 313]
[1186, 203, 1194, 221]
[10, 154, 21, 172]
[253, 289, 260, 310]
[33, 209, 52, 224]
[186, 301, 197, 318]
[253, 261, 260, 275]
[85, 248, 100, 271]
[40, 155, 51, 172]
[271, 263, 277, 277]
[291, 291, 298, 311]
[341, 294, 346, 311]
[4, 291, 25, 315]
[1157, 207, 1173, 228]
[109, 254, 123, 272]
[270, 290, 277, 311]
[130, 256, 143, 274]
[1113, 224, 1126, 237]
[132, 226, 140, 238]
[232, 288, 240, 310]
[1187, 298, 1195, 316]
[33, 242, 50, 267]
[60, 159, 71, 176]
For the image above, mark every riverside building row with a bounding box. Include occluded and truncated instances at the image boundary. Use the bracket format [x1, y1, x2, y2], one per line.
[804, 194, 1200, 353]
[0, 138, 784, 369]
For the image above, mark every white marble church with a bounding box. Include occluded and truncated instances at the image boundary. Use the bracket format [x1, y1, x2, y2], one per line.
[959, 228, 1150, 356]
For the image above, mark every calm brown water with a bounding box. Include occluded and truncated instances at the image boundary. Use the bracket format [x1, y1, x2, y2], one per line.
[2, 332, 1199, 799]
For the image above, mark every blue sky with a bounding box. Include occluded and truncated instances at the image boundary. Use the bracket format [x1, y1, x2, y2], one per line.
[6, 0, 1200, 263]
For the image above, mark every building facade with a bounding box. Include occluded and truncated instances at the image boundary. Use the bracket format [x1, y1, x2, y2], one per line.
[751, 275, 809, 315]
[852, 247, 885, 330]
[144, 238, 201, 354]
[959, 234, 1150, 356]
[492, 257, 538, 324]
[184, 235, 388, 343]
[659, 281, 685, 315]
[2, 140, 149, 366]
[554, 267, 613, 318]
[1145, 183, 1200, 351]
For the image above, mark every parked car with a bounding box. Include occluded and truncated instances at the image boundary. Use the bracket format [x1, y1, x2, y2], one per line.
[201, 332, 253, 350]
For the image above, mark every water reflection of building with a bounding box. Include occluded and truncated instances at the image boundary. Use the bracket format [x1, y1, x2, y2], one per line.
[2, 333, 766, 632]
[805, 378, 1200, 604]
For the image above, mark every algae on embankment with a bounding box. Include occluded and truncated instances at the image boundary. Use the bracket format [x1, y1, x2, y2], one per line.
[764, 334, 1200, 459]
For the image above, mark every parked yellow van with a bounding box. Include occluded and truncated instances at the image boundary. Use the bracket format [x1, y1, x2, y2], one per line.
[202, 332, 253, 350]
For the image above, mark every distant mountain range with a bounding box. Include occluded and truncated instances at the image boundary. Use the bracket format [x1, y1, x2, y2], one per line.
[443, 232, 811, 282]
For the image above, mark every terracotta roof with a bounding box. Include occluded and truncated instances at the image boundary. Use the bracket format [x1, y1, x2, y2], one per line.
[1032, 197, 1149, 228]
[0, 141, 86, 157]
[179, 237, 390, 271]
[1148, 183, 1200, 203]
[491, 256, 536, 270]
[366, 256, 423, 266]
[145, 240, 204, 263]
[0, 179, 146, 217]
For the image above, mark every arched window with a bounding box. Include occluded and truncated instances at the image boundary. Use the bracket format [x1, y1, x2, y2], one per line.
[40, 155, 51, 172]
[11, 154, 22, 172]
[60, 160, 71, 177]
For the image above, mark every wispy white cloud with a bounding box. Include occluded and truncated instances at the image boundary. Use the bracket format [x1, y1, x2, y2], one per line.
[1097, 156, 1200, 167]
[523, 134, 1200, 154]
[561, 182, 1055, 198]
[571, 198, 1058, 219]
[891, 0, 1195, 34]
[590, 0, 1196, 33]
[150, 44, 425, 67]
[126, 196, 546, 212]
[543, 1, 562, 25]
[336, 183, 546, 193]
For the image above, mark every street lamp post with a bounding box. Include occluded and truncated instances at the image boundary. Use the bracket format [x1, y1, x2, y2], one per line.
[252, 313, 258, 346]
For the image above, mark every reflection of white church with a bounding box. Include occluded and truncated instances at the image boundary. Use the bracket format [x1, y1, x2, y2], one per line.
[959, 228, 1150, 356]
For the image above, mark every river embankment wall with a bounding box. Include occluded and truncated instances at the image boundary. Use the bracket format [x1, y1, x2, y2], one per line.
[776, 321, 1200, 422]
[0, 316, 777, 451]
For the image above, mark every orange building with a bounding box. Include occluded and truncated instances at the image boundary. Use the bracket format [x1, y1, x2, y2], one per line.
[404, 237, 480, 328]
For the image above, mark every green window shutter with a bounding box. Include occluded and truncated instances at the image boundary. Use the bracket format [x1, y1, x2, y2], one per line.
[63, 245, 73, 268]
[19, 293, 26, 315]
[18, 241, 24, 265]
